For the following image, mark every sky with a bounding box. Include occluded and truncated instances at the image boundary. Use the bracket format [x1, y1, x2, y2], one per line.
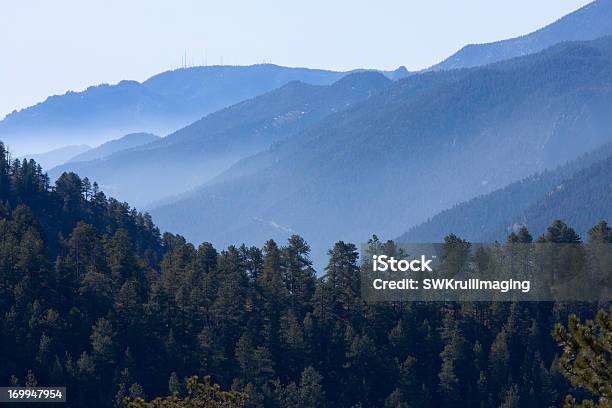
[0, 0, 593, 119]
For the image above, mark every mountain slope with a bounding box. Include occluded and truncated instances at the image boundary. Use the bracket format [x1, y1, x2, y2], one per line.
[398, 143, 612, 243]
[20, 144, 91, 170]
[50, 72, 392, 206]
[0, 64, 350, 154]
[67, 132, 160, 163]
[431, 0, 612, 70]
[150, 37, 612, 263]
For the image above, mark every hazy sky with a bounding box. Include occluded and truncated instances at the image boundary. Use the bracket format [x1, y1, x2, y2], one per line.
[0, 0, 592, 119]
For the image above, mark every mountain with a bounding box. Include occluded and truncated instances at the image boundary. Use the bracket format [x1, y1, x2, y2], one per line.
[49, 72, 392, 207]
[150, 36, 612, 264]
[1, 64, 410, 155]
[431, 0, 612, 71]
[66, 132, 160, 163]
[397, 143, 612, 243]
[512, 154, 612, 240]
[0, 64, 351, 154]
[20, 144, 91, 170]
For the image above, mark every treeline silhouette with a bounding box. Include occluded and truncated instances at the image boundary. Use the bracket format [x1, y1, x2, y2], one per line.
[0, 142, 609, 407]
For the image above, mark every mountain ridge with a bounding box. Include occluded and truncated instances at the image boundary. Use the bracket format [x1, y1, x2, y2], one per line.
[431, 0, 612, 71]
[19, 144, 91, 170]
[66, 132, 160, 164]
[0, 64, 352, 154]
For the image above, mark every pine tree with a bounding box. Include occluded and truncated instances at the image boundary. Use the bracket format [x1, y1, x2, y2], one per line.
[107, 229, 139, 283]
[438, 307, 468, 407]
[283, 235, 315, 318]
[297, 366, 325, 407]
[588, 221, 611, 243]
[258, 240, 287, 303]
[499, 385, 520, 408]
[441, 234, 471, 276]
[542, 220, 582, 244]
[234, 333, 275, 387]
[554, 308, 612, 407]
[488, 327, 511, 401]
[197, 327, 226, 379]
[323, 241, 361, 320]
[0, 142, 10, 200]
[55, 172, 84, 215]
[91, 318, 116, 363]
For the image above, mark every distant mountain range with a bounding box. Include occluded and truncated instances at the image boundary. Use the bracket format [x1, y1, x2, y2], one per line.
[17, 132, 160, 171]
[2, 64, 346, 154]
[6, 0, 612, 267]
[49, 72, 393, 206]
[67, 132, 159, 164]
[1, 64, 409, 155]
[398, 143, 612, 243]
[431, 0, 612, 70]
[149, 36, 612, 264]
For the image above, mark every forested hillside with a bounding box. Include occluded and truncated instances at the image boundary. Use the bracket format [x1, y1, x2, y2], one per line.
[1, 143, 609, 407]
[399, 143, 612, 243]
[494, 153, 612, 241]
[152, 36, 612, 266]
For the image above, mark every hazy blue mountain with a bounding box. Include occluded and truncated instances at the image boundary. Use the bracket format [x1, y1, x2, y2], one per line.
[150, 37, 612, 265]
[398, 143, 612, 243]
[431, 0, 612, 71]
[0, 64, 351, 154]
[50, 72, 392, 206]
[67, 132, 159, 163]
[1, 64, 410, 155]
[20, 144, 91, 170]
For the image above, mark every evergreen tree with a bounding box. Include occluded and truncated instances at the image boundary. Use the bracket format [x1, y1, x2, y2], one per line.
[0, 142, 10, 200]
[323, 241, 360, 320]
[258, 240, 287, 303]
[91, 318, 116, 363]
[499, 385, 520, 408]
[283, 235, 315, 318]
[554, 308, 612, 407]
[588, 221, 611, 243]
[297, 366, 325, 408]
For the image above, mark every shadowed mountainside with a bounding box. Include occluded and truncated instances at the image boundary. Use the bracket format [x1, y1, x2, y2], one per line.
[398, 143, 612, 243]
